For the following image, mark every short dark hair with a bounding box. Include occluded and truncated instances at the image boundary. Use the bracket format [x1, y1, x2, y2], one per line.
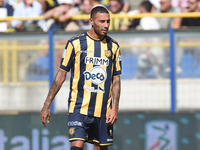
[140, 1, 152, 13]
[90, 5, 109, 19]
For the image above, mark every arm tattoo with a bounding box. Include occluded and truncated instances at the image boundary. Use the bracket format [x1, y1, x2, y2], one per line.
[46, 80, 59, 102]
[44, 70, 66, 108]
[112, 77, 121, 112]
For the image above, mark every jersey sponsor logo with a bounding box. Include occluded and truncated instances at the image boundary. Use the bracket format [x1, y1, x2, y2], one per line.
[79, 50, 93, 53]
[69, 128, 75, 136]
[107, 139, 113, 142]
[105, 50, 111, 58]
[83, 66, 107, 85]
[109, 130, 113, 137]
[83, 85, 105, 93]
[68, 121, 83, 127]
[62, 49, 66, 58]
[85, 56, 109, 66]
[118, 55, 121, 61]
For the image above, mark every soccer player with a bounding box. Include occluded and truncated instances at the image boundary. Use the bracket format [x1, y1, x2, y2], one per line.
[40, 5, 122, 150]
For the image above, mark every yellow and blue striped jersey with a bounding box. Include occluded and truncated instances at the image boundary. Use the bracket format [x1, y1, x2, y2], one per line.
[59, 32, 122, 118]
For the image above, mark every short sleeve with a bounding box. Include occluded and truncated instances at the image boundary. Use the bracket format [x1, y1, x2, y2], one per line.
[113, 47, 122, 76]
[59, 41, 75, 72]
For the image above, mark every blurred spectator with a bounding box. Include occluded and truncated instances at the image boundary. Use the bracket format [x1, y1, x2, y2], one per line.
[78, 0, 92, 30]
[181, 0, 200, 27]
[74, 0, 82, 8]
[149, 0, 160, 12]
[121, 0, 130, 13]
[0, 0, 14, 29]
[128, 0, 159, 29]
[89, 0, 130, 12]
[171, 0, 200, 9]
[37, 0, 59, 13]
[135, 1, 165, 79]
[34, 51, 49, 75]
[26, 50, 49, 80]
[37, 0, 47, 13]
[178, 0, 200, 73]
[109, 0, 129, 31]
[138, 1, 160, 30]
[127, 9, 140, 29]
[102, 0, 131, 12]
[126, 0, 143, 11]
[38, 0, 82, 13]
[171, 0, 188, 9]
[156, 0, 182, 29]
[11, 0, 47, 32]
[44, 0, 79, 31]
[7, 0, 22, 7]
[89, 0, 100, 7]
[155, 0, 182, 74]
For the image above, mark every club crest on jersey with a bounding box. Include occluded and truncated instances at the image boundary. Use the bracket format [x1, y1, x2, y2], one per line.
[83, 66, 107, 85]
[105, 50, 111, 58]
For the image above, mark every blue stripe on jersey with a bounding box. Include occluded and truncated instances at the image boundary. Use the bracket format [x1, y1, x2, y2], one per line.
[74, 36, 88, 114]
[68, 56, 76, 111]
[101, 37, 113, 116]
[87, 40, 101, 116]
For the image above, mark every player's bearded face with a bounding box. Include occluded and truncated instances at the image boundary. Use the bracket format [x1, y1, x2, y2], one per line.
[92, 13, 110, 36]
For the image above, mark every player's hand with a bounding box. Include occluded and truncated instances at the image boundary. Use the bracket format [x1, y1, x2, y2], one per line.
[40, 107, 51, 127]
[106, 109, 118, 126]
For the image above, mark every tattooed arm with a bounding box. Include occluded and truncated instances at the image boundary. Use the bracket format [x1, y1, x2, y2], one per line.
[106, 76, 121, 126]
[40, 69, 67, 127]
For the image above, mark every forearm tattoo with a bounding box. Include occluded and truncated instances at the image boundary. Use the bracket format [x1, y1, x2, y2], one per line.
[112, 77, 121, 112]
[44, 71, 65, 108]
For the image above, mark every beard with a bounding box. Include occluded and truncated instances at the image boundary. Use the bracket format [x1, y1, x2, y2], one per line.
[93, 22, 107, 37]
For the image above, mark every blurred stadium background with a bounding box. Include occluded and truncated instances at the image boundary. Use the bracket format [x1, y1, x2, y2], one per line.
[1, 11, 200, 150]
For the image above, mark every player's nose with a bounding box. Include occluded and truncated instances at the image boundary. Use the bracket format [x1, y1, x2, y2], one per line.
[104, 22, 109, 28]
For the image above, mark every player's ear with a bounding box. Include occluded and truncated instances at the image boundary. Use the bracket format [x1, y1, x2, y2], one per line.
[90, 18, 94, 26]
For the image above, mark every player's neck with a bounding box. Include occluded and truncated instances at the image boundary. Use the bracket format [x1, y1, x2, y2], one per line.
[88, 30, 105, 40]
